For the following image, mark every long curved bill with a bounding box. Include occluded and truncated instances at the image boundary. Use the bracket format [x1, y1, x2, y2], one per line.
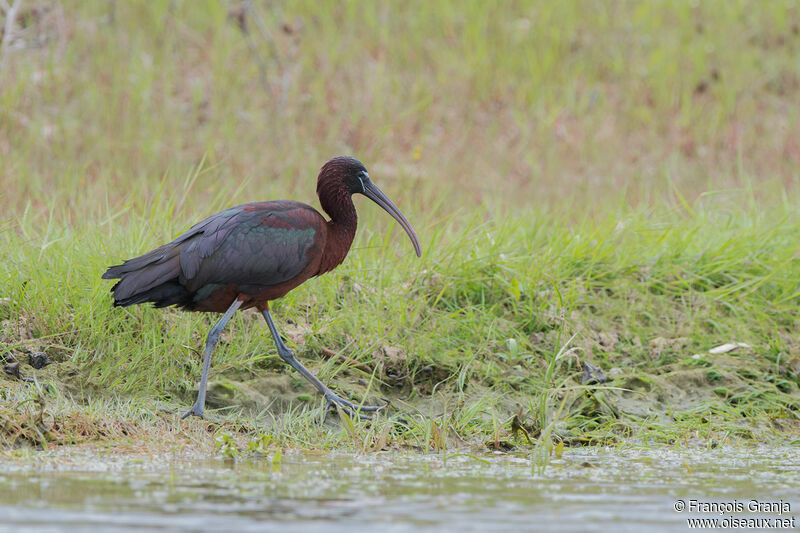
[362, 179, 422, 257]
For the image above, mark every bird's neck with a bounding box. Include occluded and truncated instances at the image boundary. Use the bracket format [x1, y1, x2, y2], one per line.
[318, 192, 358, 274]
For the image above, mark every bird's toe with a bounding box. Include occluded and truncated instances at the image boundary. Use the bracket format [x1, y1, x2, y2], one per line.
[324, 392, 387, 418]
[180, 405, 206, 420]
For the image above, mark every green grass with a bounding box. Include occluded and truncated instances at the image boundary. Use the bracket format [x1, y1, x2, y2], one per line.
[1, 1, 799, 451]
[3, 197, 799, 449]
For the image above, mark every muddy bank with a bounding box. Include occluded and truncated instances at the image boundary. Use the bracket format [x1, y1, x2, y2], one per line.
[2, 337, 798, 450]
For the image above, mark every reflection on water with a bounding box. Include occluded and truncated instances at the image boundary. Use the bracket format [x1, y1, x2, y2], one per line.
[0, 447, 798, 532]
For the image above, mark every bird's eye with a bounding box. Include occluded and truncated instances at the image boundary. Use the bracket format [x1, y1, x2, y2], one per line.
[356, 172, 368, 192]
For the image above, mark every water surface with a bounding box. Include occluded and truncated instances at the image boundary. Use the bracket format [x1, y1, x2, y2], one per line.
[0, 446, 798, 532]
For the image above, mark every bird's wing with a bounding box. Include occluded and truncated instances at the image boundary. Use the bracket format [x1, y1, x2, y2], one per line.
[180, 201, 325, 290]
[104, 201, 325, 301]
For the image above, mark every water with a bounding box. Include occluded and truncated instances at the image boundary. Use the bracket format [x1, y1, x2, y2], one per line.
[0, 446, 798, 532]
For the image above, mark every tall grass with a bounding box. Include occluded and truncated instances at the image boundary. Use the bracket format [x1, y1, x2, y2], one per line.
[2, 191, 799, 444]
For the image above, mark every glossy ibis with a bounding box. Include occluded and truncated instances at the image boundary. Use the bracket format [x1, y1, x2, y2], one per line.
[103, 156, 421, 419]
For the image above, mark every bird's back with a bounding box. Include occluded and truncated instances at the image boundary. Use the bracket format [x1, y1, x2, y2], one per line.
[103, 201, 328, 312]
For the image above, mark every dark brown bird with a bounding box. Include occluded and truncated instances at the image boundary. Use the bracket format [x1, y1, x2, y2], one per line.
[103, 156, 421, 419]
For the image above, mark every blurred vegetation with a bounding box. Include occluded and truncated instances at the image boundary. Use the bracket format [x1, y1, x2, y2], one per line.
[1, 1, 799, 450]
[2, 0, 799, 217]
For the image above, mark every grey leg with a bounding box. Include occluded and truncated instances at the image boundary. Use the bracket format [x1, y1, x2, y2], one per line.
[261, 309, 386, 418]
[181, 298, 243, 419]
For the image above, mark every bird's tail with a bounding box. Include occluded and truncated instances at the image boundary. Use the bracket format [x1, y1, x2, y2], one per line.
[102, 244, 191, 308]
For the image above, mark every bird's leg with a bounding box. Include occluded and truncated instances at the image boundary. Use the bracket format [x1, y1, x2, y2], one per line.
[260, 309, 387, 418]
[181, 298, 244, 420]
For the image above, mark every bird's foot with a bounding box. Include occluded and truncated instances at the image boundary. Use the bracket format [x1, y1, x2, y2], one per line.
[180, 403, 206, 420]
[324, 391, 388, 421]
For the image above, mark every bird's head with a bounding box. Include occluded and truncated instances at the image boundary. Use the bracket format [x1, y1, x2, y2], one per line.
[317, 156, 422, 257]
